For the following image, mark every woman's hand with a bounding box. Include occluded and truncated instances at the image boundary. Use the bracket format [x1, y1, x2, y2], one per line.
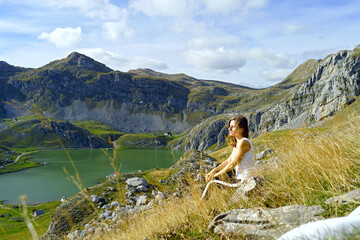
[205, 171, 215, 183]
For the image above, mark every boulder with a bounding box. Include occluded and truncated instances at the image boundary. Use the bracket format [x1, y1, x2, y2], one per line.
[125, 177, 149, 188]
[325, 188, 360, 205]
[136, 195, 148, 206]
[255, 148, 272, 160]
[90, 195, 100, 203]
[208, 205, 324, 239]
[136, 185, 148, 192]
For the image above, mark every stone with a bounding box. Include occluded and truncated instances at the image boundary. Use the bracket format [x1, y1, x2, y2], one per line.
[99, 211, 113, 220]
[110, 201, 121, 208]
[255, 148, 272, 160]
[125, 177, 149, 188]
[90, 195, 100, 203]
[136, 185, 148, 192]
[325, 188, 360, 205]
[136, 195, 148, 206]
[125, 191, 133, 198]
[151, 190, 158, 197]
[208, 205, 325, 239]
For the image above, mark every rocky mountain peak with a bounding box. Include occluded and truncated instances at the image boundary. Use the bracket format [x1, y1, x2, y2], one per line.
[61, 52, 113, 73]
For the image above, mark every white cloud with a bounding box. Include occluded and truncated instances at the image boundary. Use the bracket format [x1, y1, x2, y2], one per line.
[0, 20, 39, 33]
[184, 47, 246, 73]
[283, 24, 314, 35]
[39, 27, 82, 48]
[102, 21, 134, 41]
[188, 35, 241, 49]
[129, 0, 193, 18]
[202, 0, 269, 14]
[130, 57, 168, 70]
[76, 48, 168, 70]
[44, 0, 126, 20]
[248, 48, 296, 69]
[260, 69, 292, 82]
[129, 0, 200, 33]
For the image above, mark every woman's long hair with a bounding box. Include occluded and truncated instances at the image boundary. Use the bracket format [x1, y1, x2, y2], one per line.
[226, 115, 249, 147]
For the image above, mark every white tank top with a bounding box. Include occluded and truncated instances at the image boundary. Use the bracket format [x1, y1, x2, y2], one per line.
[234, 138, 256, 181]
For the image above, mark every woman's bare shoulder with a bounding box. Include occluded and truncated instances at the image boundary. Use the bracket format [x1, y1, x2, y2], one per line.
[237, 138, 251, 149]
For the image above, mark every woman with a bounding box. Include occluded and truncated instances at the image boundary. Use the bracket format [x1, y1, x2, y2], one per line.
[205, 115, 255, 183]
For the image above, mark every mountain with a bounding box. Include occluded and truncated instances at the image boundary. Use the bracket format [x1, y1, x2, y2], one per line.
[173, 46, 360, 151]
[0, 61, 30, 118]
[0, 117, 111, 148]
[1, 52, 297, 134]
[1, 46, 360, 150]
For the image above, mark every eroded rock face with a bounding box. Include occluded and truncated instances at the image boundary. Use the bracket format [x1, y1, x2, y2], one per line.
[41, 195, 95, 240]
[174, 47, 360, 150]
[250, 48, 360, 135]
[325, 188, 360, 205]
[208, 205, 325, 239]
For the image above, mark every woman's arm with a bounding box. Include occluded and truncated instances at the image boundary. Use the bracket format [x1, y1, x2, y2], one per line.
[205, 157, 231, 182]
[213, 139, 250, 178]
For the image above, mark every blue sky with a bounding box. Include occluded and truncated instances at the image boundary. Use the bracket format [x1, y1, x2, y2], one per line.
[0, 0, 360, 88]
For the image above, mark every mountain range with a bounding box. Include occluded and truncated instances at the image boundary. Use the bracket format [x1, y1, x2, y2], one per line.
[1, 45, 360, 151]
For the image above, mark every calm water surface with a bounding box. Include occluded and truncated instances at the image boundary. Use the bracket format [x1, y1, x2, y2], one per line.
[0, 149, 183, 204]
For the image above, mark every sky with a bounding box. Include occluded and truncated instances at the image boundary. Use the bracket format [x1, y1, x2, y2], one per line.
[1, 0, 360, 88]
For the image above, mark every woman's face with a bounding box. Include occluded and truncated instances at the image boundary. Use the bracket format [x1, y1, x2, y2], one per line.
[228, 120, 243, 138]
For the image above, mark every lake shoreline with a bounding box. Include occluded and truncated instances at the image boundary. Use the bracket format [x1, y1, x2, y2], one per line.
[0, 149, 184, 205]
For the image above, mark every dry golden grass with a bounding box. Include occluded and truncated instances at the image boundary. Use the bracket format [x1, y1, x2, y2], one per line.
[98, 102, 360, 239]
[98, 179, 238, 240]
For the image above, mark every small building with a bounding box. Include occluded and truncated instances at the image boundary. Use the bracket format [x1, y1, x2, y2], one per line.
[32, 209, 45, 217]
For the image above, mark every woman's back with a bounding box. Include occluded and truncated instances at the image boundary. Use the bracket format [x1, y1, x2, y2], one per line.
[235, 138, 255, 180]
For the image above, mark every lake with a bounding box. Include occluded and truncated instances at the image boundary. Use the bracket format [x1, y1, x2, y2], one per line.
[0, 149, 183, 204]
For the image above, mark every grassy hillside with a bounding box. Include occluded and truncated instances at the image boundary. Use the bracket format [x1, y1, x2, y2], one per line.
[72, 120, 125, 141]
[113, 133, 174, 150]
[3, 99, 360, 239]
[98, 98, 360, 239]
[0, 201, 61, 240]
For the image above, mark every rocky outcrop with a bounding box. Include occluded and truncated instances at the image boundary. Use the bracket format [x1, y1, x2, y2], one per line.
[43, 150, 217, 240]
[250, 46, 360, 135]
[174, 46, 360, 150]
[0, 61, 28, 118]
[33, 120, 112, 148]
[172, 115, 230, 151]
[2, 46, 360, 149]
[41, 194, 95, 240]
[325, 188, 360, 205]
[0, 119, 111, 148]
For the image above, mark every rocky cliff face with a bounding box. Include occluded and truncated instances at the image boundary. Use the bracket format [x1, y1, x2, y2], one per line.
[250, 47, 360, 135]
[6, 53, 194, 132]
[0, 119, 111, 148]
[174, 46, 360, 150]
[2, 46, 360, 150]
[0, 61, 29, 118]
[2, 52, 258, 134]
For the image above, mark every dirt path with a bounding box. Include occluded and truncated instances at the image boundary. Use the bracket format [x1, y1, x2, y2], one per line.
[6, 151, 38, 166]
